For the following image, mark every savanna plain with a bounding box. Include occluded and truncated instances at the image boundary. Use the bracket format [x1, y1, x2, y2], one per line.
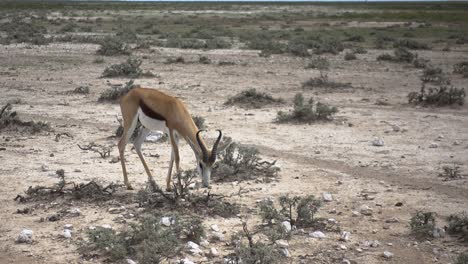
[0, 1, 467, 264]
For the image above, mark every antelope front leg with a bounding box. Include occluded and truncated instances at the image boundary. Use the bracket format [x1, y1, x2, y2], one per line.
[167, 130, 180, 191]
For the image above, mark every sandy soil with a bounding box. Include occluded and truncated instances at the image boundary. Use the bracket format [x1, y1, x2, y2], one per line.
[0, 40, 467, 264]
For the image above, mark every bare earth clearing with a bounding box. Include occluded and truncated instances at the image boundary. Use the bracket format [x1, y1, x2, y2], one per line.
[0, 3, 467, 264]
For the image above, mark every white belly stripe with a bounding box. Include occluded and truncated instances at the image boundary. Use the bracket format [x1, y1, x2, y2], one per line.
[137, 108, 170, 134]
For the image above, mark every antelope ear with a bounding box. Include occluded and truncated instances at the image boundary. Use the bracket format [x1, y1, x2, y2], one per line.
[216, 136, 233, 154]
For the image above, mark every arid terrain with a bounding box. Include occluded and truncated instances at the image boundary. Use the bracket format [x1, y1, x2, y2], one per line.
[0, 1, 467, 264]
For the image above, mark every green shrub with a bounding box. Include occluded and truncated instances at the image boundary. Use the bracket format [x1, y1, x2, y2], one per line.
[165, 56, 185, 64]
[421, 66, 450, 85]
[199, 56, 211, 64]
[225, 88, 285, 109]
[286, 42, 310, 57]
[409, 211, 436, 238]
[93, 57, 105, 64]
[377, 53, 393, 61]
[102, 58, 154, 78]
[306, 56, 330, 70]
[454, 61, 468, 78]
[116, 27, 138, 43]
[408, 84, 465, 106]
[277, 93, 338, 124]
[345, 35, 365, 42]
[314, 38, 344, 55]
[206, 38, 232, 49]
[377, 48, 416, 63]
[98, 80, 139, 102]
[165, 37, 206, 49]
[352, 46, 367, 54]
[344, 52, 357, 61]
[96, 37, 131, 56]
[302, 73, 352, 90]
[0, 19, 49, 45]
[413, 57, 430, 69]
[394, 39, 430, 50]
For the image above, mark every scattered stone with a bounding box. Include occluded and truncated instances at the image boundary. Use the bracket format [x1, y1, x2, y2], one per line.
[62, 229, 72, 239]
[322, 192, 333, 202]
[429, 143, 438, 148]
[356, 248, 363, 253]
[275, 239, 289, 248]
[200, 239, 210, 247]
[372, 137, 385, 147]
[339, 244, 347, 250]
[279, 248, 290, 257]
[211, 231, 225, 242]
[41, 164, 49, 172]
[310, 231, 326, 239]
[453, 141, 461, 146]
[387, 243, 393, 246]
[432, 227, 446, 238]
[160, 216, 174, 227]
[352, 211, 360, 217]
[64, 224, 73, 230]
[281, 221, 292, 232]
[383, 251, 394, 259]
[108, 207, 125, 214]
[211, 224, 220, 232]
[101, 224, 112, 229]
[67, 208, 81, 217]
[180, 258, 195, 264]
[126, 259, 137, 264]
[370, 240, 381, 248]
[17, 229, 33, 243]
[209, 247, 219, 257]
[47, 214, 61, 222]
[340, 231, 351, 242]
[386, 217, 399, 223]
[329, 208, 337, 214]
[186, 241, 202, 255]
[328, 218, 337, 224]
[360, 205, 373, 216]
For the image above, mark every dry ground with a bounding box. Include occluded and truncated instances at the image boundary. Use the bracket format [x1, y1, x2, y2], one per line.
[1, 3, 468, 264]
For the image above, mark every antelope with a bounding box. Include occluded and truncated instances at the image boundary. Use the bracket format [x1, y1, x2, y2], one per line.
[117, 87, 229, 191]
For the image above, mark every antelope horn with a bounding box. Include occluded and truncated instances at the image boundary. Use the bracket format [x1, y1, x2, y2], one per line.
[209, 130, 222, 163]
[196, 129, 208, 162]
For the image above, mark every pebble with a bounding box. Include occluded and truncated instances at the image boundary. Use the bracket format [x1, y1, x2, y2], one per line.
[211, 224, 220, 232]
[209, 247, 219, 257]
[328, 218, 337, 224]
[279, 248, 290, 257]
[180, 258, 195, 264]
[310, 231, 326, 239]
[386, 217, 399, 223]
[383, 251, 394, 259]
[17, 229, 33, 243]
[352, 211, 360, 217]
[126, 259, 137, 264]
[101, 224, 112, 229]
[160, 216, 174, 227]
[342, 259, 351, 264]
[275, 239, 289, 248]
[62, 229, 72, 239]
[41, 164, 49, 172]
[339, 231, 350, 242]
[200, 239, 210, 247]
[67, 208, 81, 217]
[372, 137, 385, 147]
[322, 192, 333, 202]
[108, 207, 125, 214]
[281, 221, 292, 232]
[370, 240, 381, 248]
[339, 244, 347, 250]
[360, 205, 373, 216]
[64, 224, 73, 230]
[186, 241, 202, 255]
[432, 227, 446, 238]
[211, 231, 225, 242]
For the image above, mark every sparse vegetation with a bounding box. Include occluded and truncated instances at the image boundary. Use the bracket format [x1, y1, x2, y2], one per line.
[302, 73, 352, 90]
[98, 80, 140, 102]
[344, 52, 357, 61]
[0, 103, 50, 134]
[408, 84, 465, 106]
[377, 47, 416, 63]
[421, 66, 451, 85]
[165, 56, 185, 64]
[225, 88, 285, 109]
[314, 38, 344, 55]
[102, 58, 154, 78]
[96, 36, 131, 56]
[439, 163, 463, 180]
[447, 212, 468, 240]
[413, 57, 430, 69]
[0, 18, 49, 45]
[409, 211, 436, 238]
[306, 56, 330, 70]
[277, 93, 338, 123]
[394, 39, 430, 50]
[454, 61, 468, 78]
[72, 86, 90, 94]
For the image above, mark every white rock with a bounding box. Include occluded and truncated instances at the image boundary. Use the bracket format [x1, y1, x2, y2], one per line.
[211, 224, 220, 232]
[180, 258, 195, 264]
[160, 216, 173, 227]
[383, 251, 394, 259]
[108, 207, 124, 214]
[145, 131, 164, 142]
[310, 231, 326, 239]
[64, 224, 73, 230]
[281, 221, 292, 232]
[329, 208, 337, 214]
[322, 192, 333, 202]
[209, 247, 219, 257]
[126, 259, 137, 264]
[339, 231, 350, 242]
[17, 229, 33, 243]
[101, 224, 112, 229]
[200, 239, 210, 247]
[339, 244, 347, 250]
[328, 218, 337, 224]
[372, 137, 385, 147]
[211, 231, 225, 242]
[275, 239, 289, 248]
[279, 248, 290, 257]
[67, 208, 81, 217]
[352, 211, 360, 217]
[186, 241, 202, 255]
[360, 205, 373, 216]
[62, 229, 72, 239]
[370, 240, 381, 248]
[356, 248, 363, 253]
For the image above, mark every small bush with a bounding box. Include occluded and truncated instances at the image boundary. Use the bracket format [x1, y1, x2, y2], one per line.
[409, 211, 436, 238]
[165, 56, 185, 64]
[98, 80, 139, 102]
[344, 52, 357, 61]
[225, 88, 284, 109]
[314, 38, 344, 55]
[454, 62, 468, 78]
[306, 56, 330, 70]
[191, 115, 206, 129]
[72, 86, 90, 94]
[206, 38, 232, 49]
[93, 57, 105, 64]
[116, 27, 138, 43]
[259, 195, 322, 228]
[408, 84, 465, 106]
[286, 42, 310, 57]
[413, 57, 430, 69]
[447, 212, 468, 239]
[165, 37, 206, 49]
[277, 93, 338, 124]
[377, 48, 416, 63]
[377, 53, 393, 61]
[102, 58, 154, 78]
[199, 56, 211, 64]
[0, 19, 49, 45]
[0, 104, 50, 134]
[96, 37, 131, 56]
[346, 35, 365, 42]
[212, 141, 280, 183]
[352, 46, 367, 54]
[302, 73, 352, 90]
[394, 39, 430, 50]
[456, 253, 468, 264]
[421, 66, 450, 85]
[439, 163, 462, 180]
